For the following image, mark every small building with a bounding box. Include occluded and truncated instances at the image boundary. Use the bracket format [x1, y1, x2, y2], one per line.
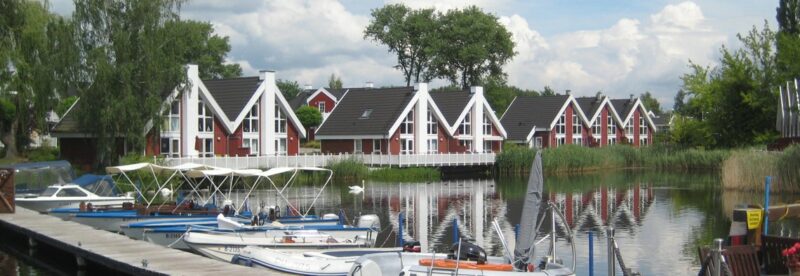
[314, 84, 506, 154]
[574, 95, 625, 147]
[500, 94, 591, 149]
[609, 95, 656, 147]
[52, 65, 306, 168]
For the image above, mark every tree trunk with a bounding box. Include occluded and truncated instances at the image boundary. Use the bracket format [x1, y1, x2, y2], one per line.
[1, 118, 19, 159]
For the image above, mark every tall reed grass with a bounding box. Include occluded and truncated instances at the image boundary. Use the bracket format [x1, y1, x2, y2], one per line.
[495, 143, 730, 176]
[326, 157, 368, 181]
[722, 146, 800, 192]
[326, 158, 441, 182]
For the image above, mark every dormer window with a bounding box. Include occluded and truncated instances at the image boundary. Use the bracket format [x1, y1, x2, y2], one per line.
[360, 109, 373, 119]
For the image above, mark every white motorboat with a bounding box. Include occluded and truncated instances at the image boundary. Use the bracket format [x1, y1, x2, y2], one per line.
[231, 246, 402, 276]
[349, 152, 576, 276]
[15, 184, 134, 213]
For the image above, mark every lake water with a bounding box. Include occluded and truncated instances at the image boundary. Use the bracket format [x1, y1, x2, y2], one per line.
[2, 170, 798, 275]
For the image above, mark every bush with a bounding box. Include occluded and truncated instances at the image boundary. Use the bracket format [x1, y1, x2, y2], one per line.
[26, 146, 59, 162]
[302, 140, 321, 149]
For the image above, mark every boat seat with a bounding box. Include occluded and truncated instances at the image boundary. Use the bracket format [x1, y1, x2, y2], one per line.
[698, 245, 760, 276]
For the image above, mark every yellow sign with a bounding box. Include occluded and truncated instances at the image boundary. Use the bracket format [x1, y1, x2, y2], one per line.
[746, 209, 763, 230]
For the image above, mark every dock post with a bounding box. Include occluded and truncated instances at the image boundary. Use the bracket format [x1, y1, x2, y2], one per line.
[607, 227, 615, 276]
[453, 218, 459, 244]
[27, 237, 36, 248]
[398, 212, 404, 247]
[589, 231, 594, 276]
[764, 176, 772, 235]
[76, 255, 86, 268]
[514, 224, 519, 240]
[713, 238, 723, 276]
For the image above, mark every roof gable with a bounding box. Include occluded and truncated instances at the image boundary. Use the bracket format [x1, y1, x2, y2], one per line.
[202, 77, 262, 122]
[574, 96, 610, 124]
[429, 90, 472, 125]
[315, 87, 416, 137]
[500, 95, 570, 141]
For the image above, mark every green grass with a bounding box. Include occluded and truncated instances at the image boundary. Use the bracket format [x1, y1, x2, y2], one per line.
[326, 157, 369, 182]
[495, 144, 730, 176]
[722, 145, 800, 192]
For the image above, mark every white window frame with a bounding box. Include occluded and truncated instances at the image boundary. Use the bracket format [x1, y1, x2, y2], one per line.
[200, 138, 214, 157]
[640, 137, 648, 146]
[243, 104, 259, 133]
[400, 138, 414, 155]
[483, 115, 492, 136]
[242, 138, 259, 156]
[372, 139, 381, 154]
[607, 116, 616, 136]
[460, 111, 472, 136]
[198, 102, 213, 133]
[592, 119, 601, 136]
[483, 140, 492, 153]
[556, 114, 566, 135]
[160, 137, 180, 158]
[625, 120, 633, 136]
[459, 140, 473, 152]
[400, 111, 414, 135]
[639, 117, 647, 136]
[572, 114, 581, 135]
[354, 139, 363, 154]
[572, 136, 582, 146]
[427, 111, 437, 135]
[275, 138, 287, 155]
[557, 137, 566, 147]
[318, 101, 326, 113]
[427, 138, 438, 154]
[164, 101, 180, 133]
[275, 104, 286, 134]
[534, 137, 543, 149]
[608, 137, 616, 145]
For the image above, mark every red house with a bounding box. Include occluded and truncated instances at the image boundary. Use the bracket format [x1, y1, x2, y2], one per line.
[610, 95, 656, 147]
[52, 65, 306, 168]
[500, 94, 591, 148]
[575, 95, 625, 147]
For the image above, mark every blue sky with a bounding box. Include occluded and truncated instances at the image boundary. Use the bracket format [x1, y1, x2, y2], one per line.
[49, 0, 777, 110]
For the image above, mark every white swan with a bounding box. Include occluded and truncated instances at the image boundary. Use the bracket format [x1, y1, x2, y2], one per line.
[349, 180, 365, 194]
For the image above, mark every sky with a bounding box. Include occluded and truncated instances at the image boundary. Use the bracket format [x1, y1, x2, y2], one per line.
[49, 0, 777, 110]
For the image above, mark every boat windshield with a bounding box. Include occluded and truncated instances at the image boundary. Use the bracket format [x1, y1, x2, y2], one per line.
[41, 187, 59, 197]
[56, 188, 87, 197]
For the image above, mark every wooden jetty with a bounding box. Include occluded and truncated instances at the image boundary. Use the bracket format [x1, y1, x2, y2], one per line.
[0, 207, 286, 275]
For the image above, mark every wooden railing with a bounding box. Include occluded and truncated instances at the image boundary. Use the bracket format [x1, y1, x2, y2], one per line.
[163, 152, 496, 169]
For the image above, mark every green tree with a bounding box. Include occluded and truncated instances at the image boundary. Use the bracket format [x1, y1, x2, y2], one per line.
[540, 86, 557, 96]
[277, 79, 302, 100]
[0, 0, 77, 158]
[295, 106, 322, 128]
[640, 91, 663, 115]
[432, 6, 515, 89]
[328, 73, 343, 89]
[365, 4, 436, 86]
[670, 115, 715, 148]
[167, 20, 241, 79]
[777, 0, 800, 80]
[679, 23, 778, 148]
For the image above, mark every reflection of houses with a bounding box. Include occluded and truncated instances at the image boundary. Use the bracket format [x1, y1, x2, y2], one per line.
[52, 65, 306, 168]
[550, 185, 655, 232]
[315, 84, 506, 155]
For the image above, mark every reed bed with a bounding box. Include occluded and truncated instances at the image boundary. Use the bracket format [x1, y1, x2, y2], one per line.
[721, 146, 800, 192]
[495, 144, 730, 176]
[326, 157, 369, 182]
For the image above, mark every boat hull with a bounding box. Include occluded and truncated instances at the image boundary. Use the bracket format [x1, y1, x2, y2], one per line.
[15, 198, 133, 213]
[231, 247, 401, 276]
[349, 252, 575, 276]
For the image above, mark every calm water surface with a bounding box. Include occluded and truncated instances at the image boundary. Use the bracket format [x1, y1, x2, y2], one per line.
[3, 170, 799, 276]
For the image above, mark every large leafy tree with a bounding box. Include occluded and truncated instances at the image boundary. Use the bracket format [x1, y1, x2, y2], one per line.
[295, 106, 322, 128]
[432, 6, 515, 89]
[0, 0, 78, 158]
[777, 0, 800, 80]
[640, 91, 662, 115]
[364, 4, 436, 86]
[167, 20, 241, 79]
[277, 79, 302, 100]
[677, 23, 778, 148]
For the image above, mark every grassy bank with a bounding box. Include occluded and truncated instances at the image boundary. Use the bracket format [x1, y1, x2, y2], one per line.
[721, 146, 800, 192]
[496, 144, 730, 175]
[326, 157, 441, 182]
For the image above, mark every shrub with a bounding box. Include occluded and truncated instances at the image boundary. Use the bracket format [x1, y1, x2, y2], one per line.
[26, 146, 59, 162]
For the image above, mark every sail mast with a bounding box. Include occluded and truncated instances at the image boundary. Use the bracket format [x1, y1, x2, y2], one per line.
[513, 151, 544, 270]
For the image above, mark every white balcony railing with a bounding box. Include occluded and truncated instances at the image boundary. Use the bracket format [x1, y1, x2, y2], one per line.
[163, 152, 496, 169]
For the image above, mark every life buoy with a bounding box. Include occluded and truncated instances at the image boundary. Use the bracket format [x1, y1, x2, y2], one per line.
[418, 259, 513, 271]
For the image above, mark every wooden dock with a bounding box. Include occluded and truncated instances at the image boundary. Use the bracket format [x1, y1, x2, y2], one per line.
[0, 207, 287, 275]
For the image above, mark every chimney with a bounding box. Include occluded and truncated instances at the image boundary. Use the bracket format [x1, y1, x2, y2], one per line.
[303, 84, 312, 90]
[566, 89, 571, 96]
[595, 93, 603, 102]
[470, 86, 483, 96]
[365, 81, 374, 89]
[186, 64, 199, 79]
[629, 94, 635, 102]
[414, 83, 428, 94]
[259, 69, 275, 84]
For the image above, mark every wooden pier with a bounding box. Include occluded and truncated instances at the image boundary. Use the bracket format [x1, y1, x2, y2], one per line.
[0, 207, 285, 275]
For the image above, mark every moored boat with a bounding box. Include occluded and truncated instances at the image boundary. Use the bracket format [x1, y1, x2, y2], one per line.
[231, 246, 402, 276]
[15, 184, 134, 213]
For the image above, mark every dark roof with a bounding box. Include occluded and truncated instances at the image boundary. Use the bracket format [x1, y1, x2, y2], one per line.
[651, 114, 669, 126]
[290, 91, 312, 110]
[324, 88, 348, 99]
[574, 97, 604, 119]
[610, 99, 636, 120]
[202, 76, 262, 120]
[316, 87, 415, 136]
[51, 102, 82, 134]
[429, 90, 473, 125]
[500, 95, 569, 140]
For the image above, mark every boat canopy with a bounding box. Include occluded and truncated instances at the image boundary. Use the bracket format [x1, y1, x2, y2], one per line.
[105, 162, 212, 174]
[72, 174, 117, 197]
[11, 160, 76, 193]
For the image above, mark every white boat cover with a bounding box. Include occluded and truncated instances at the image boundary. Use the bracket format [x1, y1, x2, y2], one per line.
[105, 163, 213, 174]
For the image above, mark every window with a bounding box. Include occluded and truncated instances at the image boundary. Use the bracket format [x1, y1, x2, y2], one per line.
[534, 137, 543, 149]
[400, 111, 414, 134]
[572, 136, 582, 146]
[483, 115, 492, 135]
[483, 141, 493, 153]
[318, 101, 326, 113]
[640, 137, 648, 146]
[460, 111, 472, 135]
[160, 138, 179, 157]
[200, 138, 214, 157]
[275, 138, 287, 155]
[243, 138, 259, 156]
[572, 114, 581, 135]
[243, 105, 259, 133]
[608, 137, 616, 145]
[556, 114, 566, 134]
[198, 103, 213, 133]
[163, 101, 180, 132]
[557, 137, 566, 146]
[360, 109, 373, 119]
[372, 139, 381, 154]
[625, 120, 633, 136]
[41, 187, 59, 197]
[354, 139, 363, 154]
[607, 116, 616, 135]
[639, 117, 647, 136]
[592, 119, 601, 136]
[274, 104, 286, 134]
[400, 138, 413, 154]
[57, 188, 87, 197]
[427, 111, 437, 135]
[459, 140, 472, 152]
[427, 139, 438, 154]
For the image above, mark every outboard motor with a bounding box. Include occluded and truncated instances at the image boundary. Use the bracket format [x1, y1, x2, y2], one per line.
[357, 214, 381, 230]
[447, 241, 487, 264]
